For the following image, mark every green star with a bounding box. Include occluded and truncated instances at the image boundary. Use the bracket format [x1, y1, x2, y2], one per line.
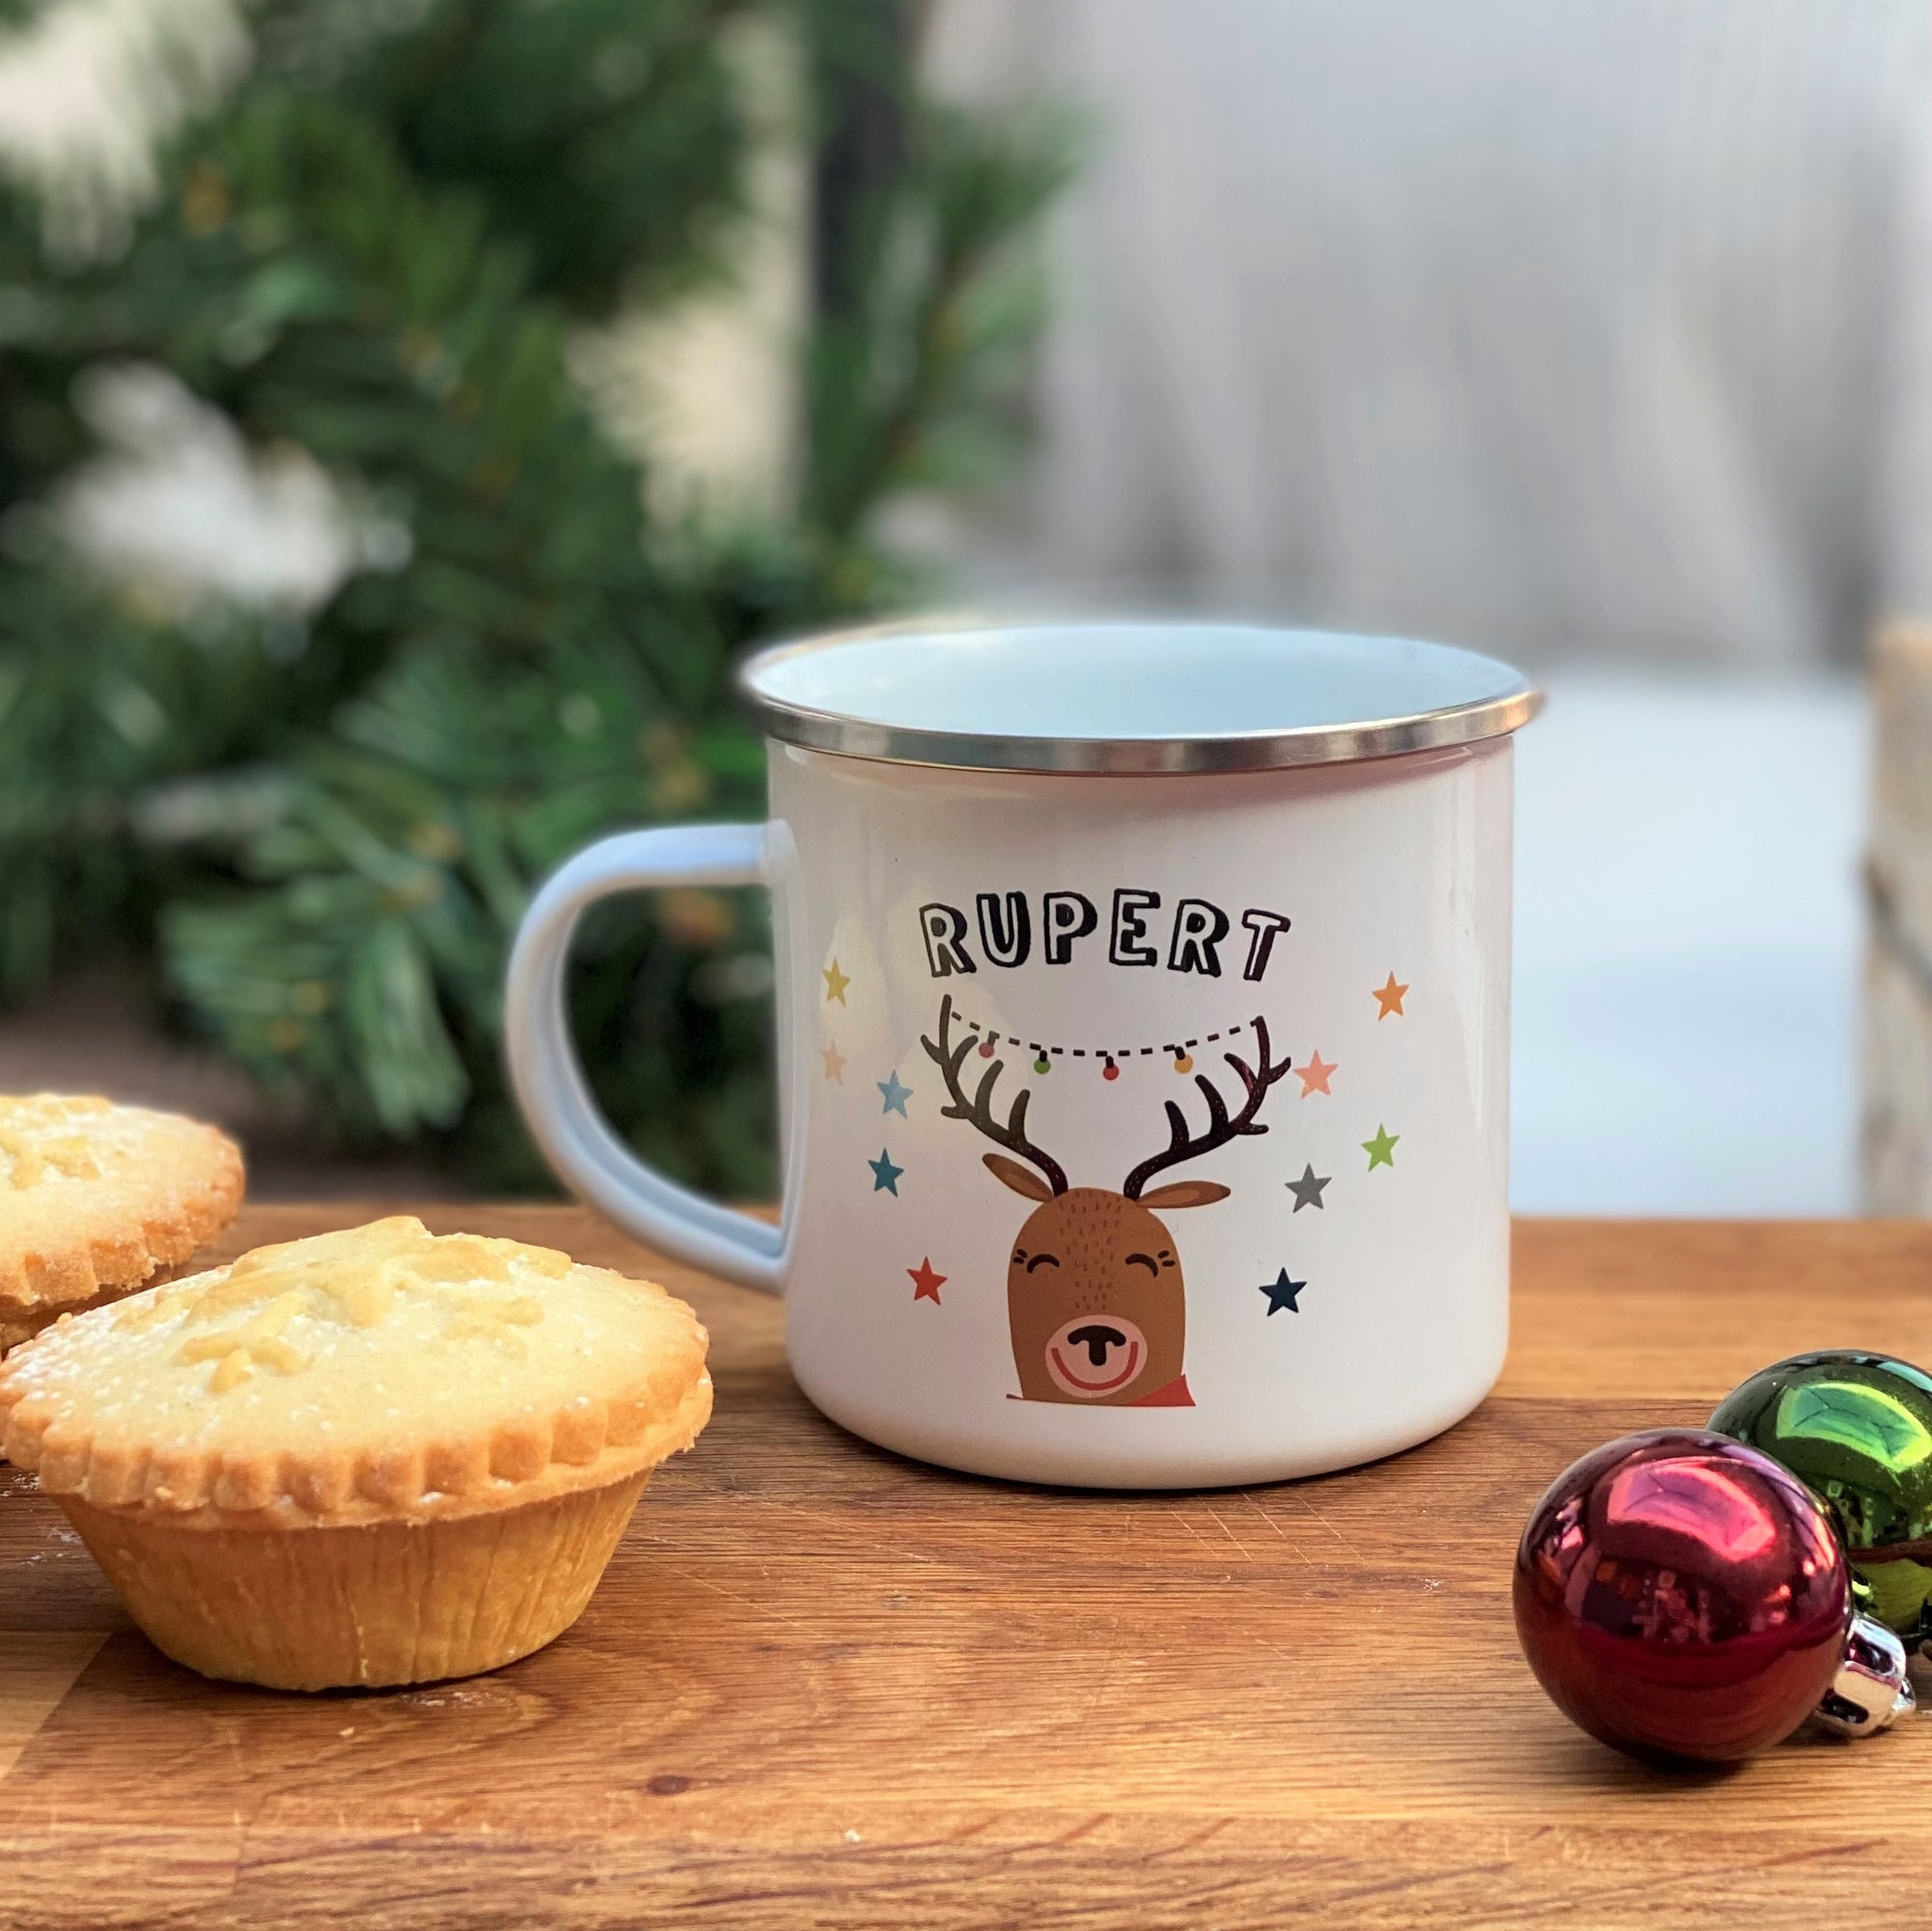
[1362, 1124, 1399, 1171]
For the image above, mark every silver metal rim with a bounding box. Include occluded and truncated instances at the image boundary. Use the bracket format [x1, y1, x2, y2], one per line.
[738, 621, 1544, 775]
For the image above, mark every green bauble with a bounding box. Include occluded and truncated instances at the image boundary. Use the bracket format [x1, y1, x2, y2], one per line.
[1710, 1350, 1932, 1638]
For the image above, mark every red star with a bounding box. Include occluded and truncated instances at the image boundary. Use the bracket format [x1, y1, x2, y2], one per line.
[908, 1257, 946, 1305]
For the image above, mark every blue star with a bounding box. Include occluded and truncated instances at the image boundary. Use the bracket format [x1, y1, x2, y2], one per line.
[868, 1148, 904, 1196]
[877, 1070, 912, 1117]
[1259, 1268, 1305, 1316]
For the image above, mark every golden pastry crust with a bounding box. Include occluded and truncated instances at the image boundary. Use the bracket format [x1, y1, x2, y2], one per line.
[0, 1096, 243, 1311]
[59, 1474, 656, 1690]
[0, 1216, 712, 1529]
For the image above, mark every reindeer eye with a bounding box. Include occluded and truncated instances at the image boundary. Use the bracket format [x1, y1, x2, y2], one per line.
[1026, 1253, 1061, 1272]
[1125, 1252, 1158, 1275]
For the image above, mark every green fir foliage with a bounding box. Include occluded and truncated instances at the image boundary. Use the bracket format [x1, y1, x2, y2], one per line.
[0, 0, 1073, 1190]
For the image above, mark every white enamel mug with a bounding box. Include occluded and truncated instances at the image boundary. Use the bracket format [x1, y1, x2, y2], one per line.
[505, 623, 1540, 1489]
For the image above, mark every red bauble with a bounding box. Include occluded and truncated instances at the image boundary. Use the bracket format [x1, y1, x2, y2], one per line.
[1514, 1429, 1850, 1763]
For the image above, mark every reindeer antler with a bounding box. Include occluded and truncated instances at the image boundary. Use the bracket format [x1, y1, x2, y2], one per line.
[920, 994, 1068, 1197]
[1122, 1017, 1293, 1200]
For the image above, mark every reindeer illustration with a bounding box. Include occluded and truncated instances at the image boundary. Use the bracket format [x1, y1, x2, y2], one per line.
[921, 993, 1293, 1407]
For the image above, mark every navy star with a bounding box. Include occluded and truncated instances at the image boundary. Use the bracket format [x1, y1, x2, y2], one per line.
[1259, 1267, 1305, 1316]
[1287, 1163, 1330, 1211]
[877, 1070, 913, 1118]
[868, 1148, 904, 1196]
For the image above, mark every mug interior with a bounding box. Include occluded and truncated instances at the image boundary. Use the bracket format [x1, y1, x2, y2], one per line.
[741, 622, 1536, 773]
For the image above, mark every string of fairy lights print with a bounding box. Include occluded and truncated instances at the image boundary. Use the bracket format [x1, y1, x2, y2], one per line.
[940, 1000, 1272, 1079]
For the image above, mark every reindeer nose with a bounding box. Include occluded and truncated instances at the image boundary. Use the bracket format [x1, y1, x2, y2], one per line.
[1045, 1315, 1150, 1400]
[1065, 1323, 1128, 1368]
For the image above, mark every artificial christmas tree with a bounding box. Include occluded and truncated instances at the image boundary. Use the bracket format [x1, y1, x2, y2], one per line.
[0, 0, 1069, 1191]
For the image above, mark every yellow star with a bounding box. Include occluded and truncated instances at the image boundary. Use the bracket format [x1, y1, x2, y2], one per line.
[1373, 972, 1408, 1019]
[822, 959, 851, 1005]
[822, 1040, 847, 1083]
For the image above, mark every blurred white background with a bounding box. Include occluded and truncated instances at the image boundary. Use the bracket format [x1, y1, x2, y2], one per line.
[1513, 669, 1865, 1213]
[927, 0, 1913, 1218]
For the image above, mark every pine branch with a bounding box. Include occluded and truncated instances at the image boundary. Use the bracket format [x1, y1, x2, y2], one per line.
[802, 101, 1081, 546]
[252, 0, 760, 318]
[158, 637, 769, 1178]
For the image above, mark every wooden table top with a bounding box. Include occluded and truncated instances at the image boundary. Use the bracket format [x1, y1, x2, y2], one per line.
[4, 1207, 1929, 1928]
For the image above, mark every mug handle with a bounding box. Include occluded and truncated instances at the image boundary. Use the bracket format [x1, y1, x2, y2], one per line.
[504, 824, 785, 1295]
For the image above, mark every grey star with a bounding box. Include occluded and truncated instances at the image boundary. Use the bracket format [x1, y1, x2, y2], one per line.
[1287, 1163, 1330, 1211]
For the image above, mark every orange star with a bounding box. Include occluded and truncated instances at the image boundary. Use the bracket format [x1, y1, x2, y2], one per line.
[908, 1257, 946, 1304]
[822, 1040, 847, 1083]
[1374, 973, 1408, 1019]
[1297, 1050, 1337, 1096]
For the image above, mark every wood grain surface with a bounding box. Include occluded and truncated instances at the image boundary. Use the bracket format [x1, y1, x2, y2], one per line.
[3, 1207, 1929, 1929]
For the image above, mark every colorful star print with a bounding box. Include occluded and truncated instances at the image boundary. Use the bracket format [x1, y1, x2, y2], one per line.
[908, 1257, 946, 1304]
[1374, 973, 1407, 1019]
[822, 1040, 847, 1083]
[1362, 1124, 1399, 1170]
[823, 959, 851, 1005]
[877, 1070, 912, 1117]
[1260, 1268, 1305, 1315]
[1287, 1164, 1330, 1211]
[1297, 1050, 1337, 1096]
[868, 1148, 904, 1195]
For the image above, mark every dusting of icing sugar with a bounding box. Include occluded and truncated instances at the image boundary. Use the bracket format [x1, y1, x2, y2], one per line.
[138, 1218, 570, 1393]
[0, 1095, 118, 1189]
